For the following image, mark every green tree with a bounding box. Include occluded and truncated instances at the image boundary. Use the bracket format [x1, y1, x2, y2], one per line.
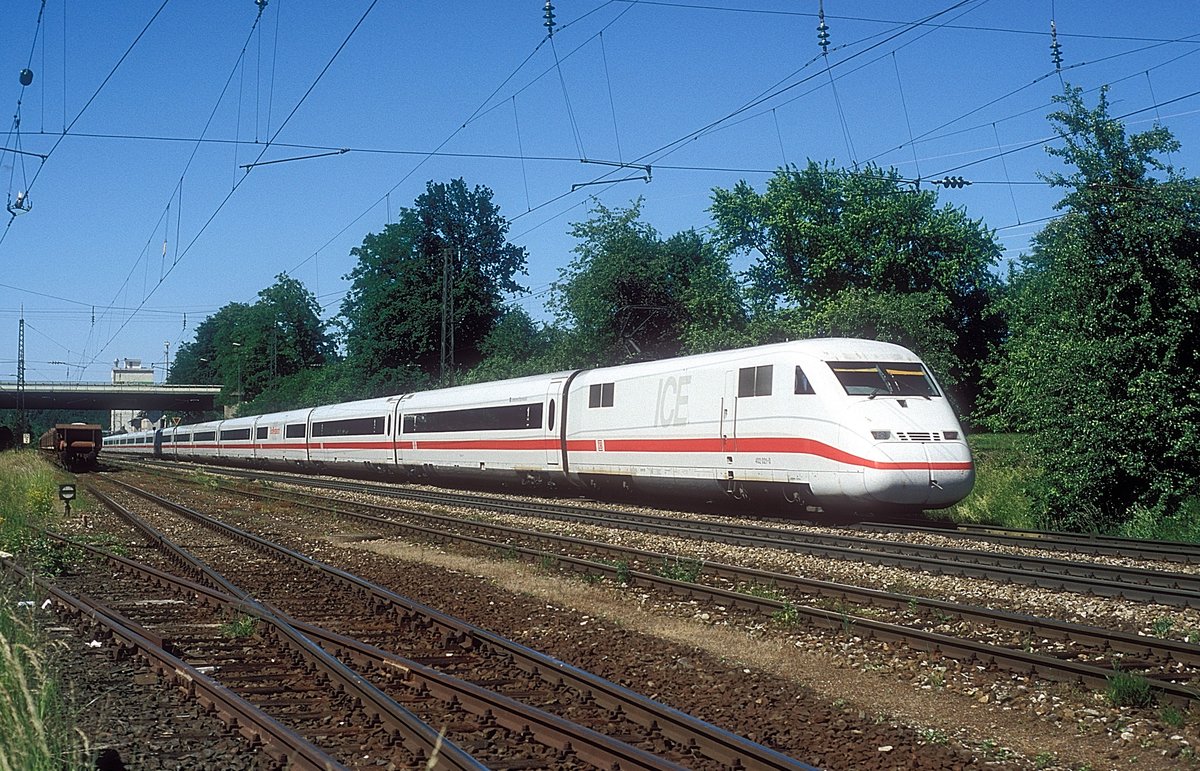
[709, 162, 1003, 411]
[986, 85, 1200, 530]
[341, 179, 526, 382]
[463, 307, 572, 383]
[169, 275, 331, 406]
[255, 274, 334, 380]
[552, 199, 744, 365]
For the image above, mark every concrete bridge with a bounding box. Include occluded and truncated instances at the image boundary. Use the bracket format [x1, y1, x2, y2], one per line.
[0, 382, 222, 411]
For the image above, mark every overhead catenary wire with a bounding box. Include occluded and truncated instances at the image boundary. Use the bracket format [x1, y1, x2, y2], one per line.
[279, 1, 639, 281]
[77, 5, 274, 376]
[9, 1, 1200, 377]
[0, 0, 171, 251]
[612, 0, 1200, 45]
[862, 29, 1200, 167]
[80, 0, 382, 376]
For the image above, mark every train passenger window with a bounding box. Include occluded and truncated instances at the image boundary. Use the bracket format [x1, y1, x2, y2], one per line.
[312, 416, 385, 437]
[176, 433, 191, 443]
[794, 366, 815, 395]
[256, 426, 269, 440]
[402, 403, 544, 433]
[738, 365, 773, 397]
[588, 382, 614, 408]
[194, 431, 216, 442]
[548, 399, 556, 431]
[220, 428, 252, 441]
[285, 423, 306, 438]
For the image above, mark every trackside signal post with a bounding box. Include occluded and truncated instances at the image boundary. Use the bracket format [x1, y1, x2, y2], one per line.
[59, 484, 76, 516]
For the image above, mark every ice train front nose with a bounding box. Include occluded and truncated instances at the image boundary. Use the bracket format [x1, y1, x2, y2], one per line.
[861, 437, 974, 508]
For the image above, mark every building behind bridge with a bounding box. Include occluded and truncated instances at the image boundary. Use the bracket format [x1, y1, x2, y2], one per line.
[110, 358, 155, 433]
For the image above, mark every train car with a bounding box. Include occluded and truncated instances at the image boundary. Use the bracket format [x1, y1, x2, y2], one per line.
[39, 423, 103, 470]
[397, 372, 569, 487]
[305, 396, 396, 473]
[562, 339, 971, 510]
[105, 339, 974, 515]
[252, 407, 315, 466]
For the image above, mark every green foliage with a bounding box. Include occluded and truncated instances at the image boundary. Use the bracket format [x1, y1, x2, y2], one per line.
[1105, 669, 1155, 708]
[0, 452, 69, 564]
[551, 199, 745, 365]
[654, 556, 703, 583]
[945, 434, 1041, 528]
[736, 582, 787, 601]
[792, 288, 960, 384]
[341, 178, 527, 381]
[1150, 618, 1174, 637]
[771, 601, 801, 625]
[219, 613, 258, 639]
[169, 274, 332, 408]
[240, 358, 410, 413]
[985, 85, 1200, 530]
[709, 161, 1004, 413]
[0, 409, 109, 441]
[1160, 705, 1185, 728]
[462, 308, 575, 384]
[1116, 498, 1200, 543]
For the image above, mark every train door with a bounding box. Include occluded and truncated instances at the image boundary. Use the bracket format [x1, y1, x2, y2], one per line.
[721, 371, 738, 453]
[545, 379, 564, 466]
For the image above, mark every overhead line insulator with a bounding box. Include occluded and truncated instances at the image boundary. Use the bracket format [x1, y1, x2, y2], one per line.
[544, 1, 556, 37]
[932, 176, 971, 189]
[817, 2, 830, 55]
[1050, 20, 1063, 71]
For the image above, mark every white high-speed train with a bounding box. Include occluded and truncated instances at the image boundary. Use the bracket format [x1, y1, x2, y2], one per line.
[106, 339, 974, 513]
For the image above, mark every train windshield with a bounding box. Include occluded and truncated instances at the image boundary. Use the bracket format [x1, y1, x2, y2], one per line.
[826, 361, 940, 397]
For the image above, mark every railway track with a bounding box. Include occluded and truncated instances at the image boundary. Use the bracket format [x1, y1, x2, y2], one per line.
[1, 555, 426, 771]
[856, 522, 1200, 565]
[88, 476, 816, 771]
[119, 460, 1200, 608]
[114, 466, 1200, 708]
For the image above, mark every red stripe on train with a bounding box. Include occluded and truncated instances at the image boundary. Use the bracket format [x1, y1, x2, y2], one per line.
[158, 435, 971, 472]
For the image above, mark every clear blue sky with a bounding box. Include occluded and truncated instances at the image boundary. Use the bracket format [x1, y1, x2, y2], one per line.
[2, 1, 1197, 383]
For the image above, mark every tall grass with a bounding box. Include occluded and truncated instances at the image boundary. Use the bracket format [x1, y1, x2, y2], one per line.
[0, 586, 88, 770]
[0, 451, 88, 769]
[0, 452, 81, 575]
[944, 434, 1042, 529]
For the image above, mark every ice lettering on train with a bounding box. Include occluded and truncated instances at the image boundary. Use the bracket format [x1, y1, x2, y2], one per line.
[656, 375, 691, 427]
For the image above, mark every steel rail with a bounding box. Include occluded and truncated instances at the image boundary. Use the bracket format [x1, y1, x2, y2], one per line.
[0, 557, 351, 771]
[857, 522, 1200, 564]
[139, 462, 1200, 609]
[43, 520, 693, 771]
[217, 480, 1200, 671]
[100, 477, 816, 771]
[83, 485, 487, 771]
[121, 460, 1200, 599]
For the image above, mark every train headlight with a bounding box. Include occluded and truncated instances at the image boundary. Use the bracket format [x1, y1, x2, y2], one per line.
[943, 430, 959, 440]
[871, 430, 891, 440]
